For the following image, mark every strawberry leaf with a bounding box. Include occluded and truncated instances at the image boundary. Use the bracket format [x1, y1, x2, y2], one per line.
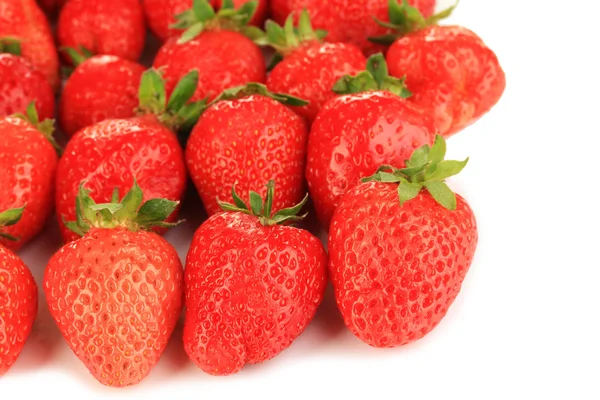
[211, 82, 308, 106]
[0, 37, 22, 56]
[0, 206, 25, 228]
[424, 181, 457, 210]
[264, 10, 325, 55]
[398, 180, 422, 206]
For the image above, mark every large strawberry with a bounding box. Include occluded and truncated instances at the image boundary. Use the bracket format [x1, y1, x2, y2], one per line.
[371, 1, 506, 137]
[153, 0, 266, 103]
[329, 136, 477, 347]
[56, 69, 204, 243]
[59, 49, 145, 138]
[0, 105, 60, 251]
[270, 0, 435, 54]
[265, 10, 366, 123]
[0, 0, 59, 89]
[45, 182, 184, 387]
[58, 0, 146, 64]
[306, 54, 435, 229]
[184, 182, 327, 375]
[0, 40, 54, 121]
[186, 83, 308, 216]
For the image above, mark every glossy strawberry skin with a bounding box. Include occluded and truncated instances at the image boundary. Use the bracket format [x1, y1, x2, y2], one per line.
[0, 0, 59, 89]
[0, 117, 58, 251]
[270, 0, 435, 54]
[154, 31, 266, 103]
[184, 212, 327, 375]
[306, 91, 435, 229]
[58, 0, 146, 64]
[0, 54, 55, 121]
[0, 244, 38, 376]
[186, 95, 308, 216]
[55, 116, 187, 243]
[44, 228, 184, 387]
[387, 25, 506, 138]
[266, 42, 366, 123]
[59, 55, 145, 138]
[329, 182, 477, 348]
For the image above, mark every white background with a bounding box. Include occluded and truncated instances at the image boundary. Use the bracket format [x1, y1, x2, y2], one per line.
[2, 0, 600, 398]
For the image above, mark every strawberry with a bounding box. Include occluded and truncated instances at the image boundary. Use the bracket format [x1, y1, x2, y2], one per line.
[329, 135, 477, 348]
[0, 105, 60, 251]
[265, 11, 366, 123]
[184, 182, 327, 375]
[0, 207, 38, 376]
[306, 54, 435, 229]
[153, 0, 266, 103]
[57, 0, 146, 64]
[59, 49, 145, 138]
[44, 182, 184, 387]
[0, 0, 59, 89]
[0, 40, 54, 121]
[56, 69, 204, 243]
[270, 0, 435, 54]
[186, 83, 308, 216]
[371, 1, 506, 137]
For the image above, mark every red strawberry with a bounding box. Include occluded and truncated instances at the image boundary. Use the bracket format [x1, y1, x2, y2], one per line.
[186, 83, 308, 216]
[0, 41, 54, 121]
[0, 0, 59, 89]
[306, 54, 435, 229]
[153, 0, 266, 103]
[184, 182, 327, 375]
[45, 183, 184, 387]
[265, 11, 366, 123]
[56, 69, 204, 243]
[270, 0, 435, 54]
[0, 105, 60, 251]
[57, 0, 146, 64]
[59, 50, 145, 138]
[329, 136, 477, 348]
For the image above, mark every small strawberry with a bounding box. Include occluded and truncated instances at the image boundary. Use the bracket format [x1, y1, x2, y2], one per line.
[0, 40, 55, 121]
[186, 83, 308, 216]
[45, 182, 184, 387]
[370, 1, 506, 137]
[153, 0, 266, 103]
[58, 0, 146, 64]
[306, 54, 435, 229]
[0, 104, 60, 251]
[0, 0, 59, 89]
[329, 135, 477, 348]
[184, 182, 327, 375]
[59, 49, 145, 138]
[265, 10, 366, 123]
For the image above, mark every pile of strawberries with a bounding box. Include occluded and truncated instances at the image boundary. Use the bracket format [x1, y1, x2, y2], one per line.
[0, 0, 505, 387]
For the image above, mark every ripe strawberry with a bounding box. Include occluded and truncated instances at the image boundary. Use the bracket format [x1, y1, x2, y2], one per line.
[306, 54, 435, 229]
[56, 69, 204, 243]
[184, 182, 327, 375]
[265, 11, 366, 123]
[153, 0, 266, 103]
[59, 49, 145, 138]
[270, 0, 435, 54]
[329, 135, 477, 348]
[186, 83, 308, 216]
[45, 183, 184, 387]
[0, 105, 60, 251]
[57, 0, 146, 64]
[371, 1, 506, 137]
[0, 41, 54, 121]
[0, 0, 59, 89]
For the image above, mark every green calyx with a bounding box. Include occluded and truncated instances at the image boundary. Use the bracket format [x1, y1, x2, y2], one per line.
[218, 180, 309, 226]
[64, 180, 181, 237]
[333, 53, 412, 98]
[171, 0, 266, 45]
[362, 135, 468, 210]
[369, 0, 458, 45]
[136, 68, 206, 132]
[211, 82, 309, 107]
[265, 9, 327, 55]
[0, 206, 25, 241]
[61, 46, 94, 67]
[0, 37, 22, 56]
[13, 102, 62, 156]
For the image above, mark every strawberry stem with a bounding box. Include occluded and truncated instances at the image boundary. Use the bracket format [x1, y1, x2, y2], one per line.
[264, 9, 328, 57]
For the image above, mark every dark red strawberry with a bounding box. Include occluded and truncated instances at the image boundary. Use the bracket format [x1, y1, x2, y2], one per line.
[186, 83, 308, 216]
[184, 182, 327, 375]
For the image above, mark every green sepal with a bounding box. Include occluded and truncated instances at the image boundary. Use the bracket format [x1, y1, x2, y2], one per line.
[0, 37, 22, 56]
[0, 206, 25, 240]
[13, 102, 62, 156]
[61, 45, 94, 67]
[210, 82, 309, 107]
[264, 9, 327, 55]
